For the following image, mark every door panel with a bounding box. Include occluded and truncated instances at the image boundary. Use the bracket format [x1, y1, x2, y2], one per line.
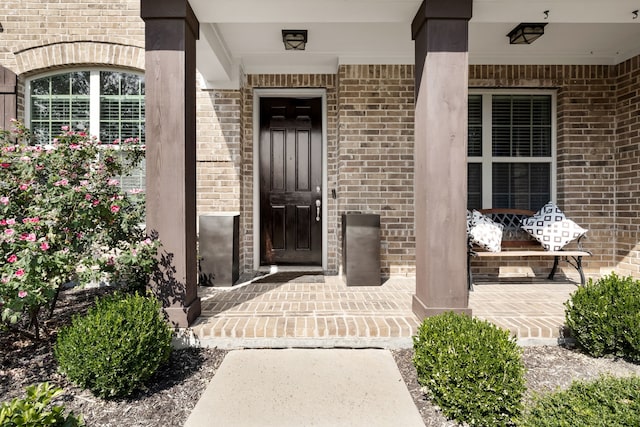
[260, 97, 322, 265]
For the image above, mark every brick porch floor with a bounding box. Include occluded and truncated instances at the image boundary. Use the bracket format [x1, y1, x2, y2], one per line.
[182, 272, 578, 349]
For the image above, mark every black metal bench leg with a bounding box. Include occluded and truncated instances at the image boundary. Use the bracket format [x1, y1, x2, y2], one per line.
[548, 255, 559, 280]
[576, 256, 585, 286]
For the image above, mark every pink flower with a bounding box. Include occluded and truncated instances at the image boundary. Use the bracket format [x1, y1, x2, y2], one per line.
[4, 228, 14, 236]
[69, 144, 80, 150]
[7, 254, 17, 263]
[107, 179, 119, 186]
[6, 218, 15, 225]
[0, 163, 10, 168]
[92, 200, 100, 207]
[18, 290, 27, 298]
[85, 194, 92, 201]
[20, 233, 36, 242]
[40, 241, 50, 251]
[19, 183, 29, 191]
[61, 125, 69, 131]
[0, 197, 9, 205]
[110, 205, 120, 213]
[20, 156, 31, 163]
[53, 179, 69, 187]
[15, 269, 25, 278]
[128, 188, 144, 195]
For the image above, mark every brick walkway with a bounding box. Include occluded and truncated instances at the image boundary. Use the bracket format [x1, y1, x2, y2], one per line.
[183, 272, 578, 349]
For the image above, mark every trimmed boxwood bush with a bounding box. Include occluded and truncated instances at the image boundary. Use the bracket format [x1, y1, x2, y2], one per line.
[519, 375, 640, 427]
[413, 311, 525, 426]
[565, 273, 640, 361]
[55, 293, 173, 398]
[0, 382, 84, 427]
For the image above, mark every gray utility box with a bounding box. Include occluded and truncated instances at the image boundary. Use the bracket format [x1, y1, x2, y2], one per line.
[342, 213, 381, 286]
[199, 213, 239, 287]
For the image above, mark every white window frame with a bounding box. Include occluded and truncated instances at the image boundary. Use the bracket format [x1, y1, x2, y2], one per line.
[468, 89, 557, 209]
[24, 68, 145, 144]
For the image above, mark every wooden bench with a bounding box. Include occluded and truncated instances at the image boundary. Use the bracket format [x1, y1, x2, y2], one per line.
[467, 208, 591, 290]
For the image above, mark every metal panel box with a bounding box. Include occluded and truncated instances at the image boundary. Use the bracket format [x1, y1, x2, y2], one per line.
[199, 213, 239, 287]
[342, 213, 381, 286]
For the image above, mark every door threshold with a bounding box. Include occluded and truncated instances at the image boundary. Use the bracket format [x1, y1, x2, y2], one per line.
[258, 265, 324, 274]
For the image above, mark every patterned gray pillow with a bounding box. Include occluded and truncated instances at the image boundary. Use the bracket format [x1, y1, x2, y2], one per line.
[520, 201, 587, 251]
[468, 210, 503, 252]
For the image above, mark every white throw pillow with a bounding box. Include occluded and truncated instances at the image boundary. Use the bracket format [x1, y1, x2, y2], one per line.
[520, 201, 587, 251]
[468, 210, 503, 252]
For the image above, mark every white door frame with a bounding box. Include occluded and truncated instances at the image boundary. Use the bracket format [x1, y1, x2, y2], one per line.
[253, 88, 328, 271]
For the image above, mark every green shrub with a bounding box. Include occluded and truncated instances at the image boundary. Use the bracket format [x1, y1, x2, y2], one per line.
[565, 273, 640, 360]
[519, 375, 640, 427]
[0, 382, 84, 426]
[412, 311, 525, 426]
[54, 293, 173, 398]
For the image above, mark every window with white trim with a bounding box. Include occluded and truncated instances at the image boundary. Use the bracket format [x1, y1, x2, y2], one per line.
[28, 70, 145, 191]
[467, 91, 556, 210]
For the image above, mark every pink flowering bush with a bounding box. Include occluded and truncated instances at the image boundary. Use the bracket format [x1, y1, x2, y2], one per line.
[0, 121, 156, 338]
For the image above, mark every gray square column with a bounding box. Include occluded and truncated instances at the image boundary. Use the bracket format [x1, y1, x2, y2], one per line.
[141, 0, 201, 327]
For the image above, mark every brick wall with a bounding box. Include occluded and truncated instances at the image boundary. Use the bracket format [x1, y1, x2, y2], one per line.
[0, 0, 144, 120]
[337, 65, 415, 277]
[615, 56, 640, 277]
[1, 0, 144, 74]
[196, 88, 242, 215]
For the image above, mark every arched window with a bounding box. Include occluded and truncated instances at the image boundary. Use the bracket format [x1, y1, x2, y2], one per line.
[27, 70, 145, 190]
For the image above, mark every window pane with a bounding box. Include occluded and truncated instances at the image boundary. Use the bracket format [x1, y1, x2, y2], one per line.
[70, 72, 90, 95]
[468, 95, 482, 156]
[31, 79, 49, 96]
[492, 95, 552, 157]
[467, 163, 482, 210]
[492, 163, 550, 210]
[30, 72, 90, 144]
[99, 71, 145, 143]
[50, 73, 70, 95]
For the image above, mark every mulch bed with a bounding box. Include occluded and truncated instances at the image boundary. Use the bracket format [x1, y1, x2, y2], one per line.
[3, 286, 640, 426]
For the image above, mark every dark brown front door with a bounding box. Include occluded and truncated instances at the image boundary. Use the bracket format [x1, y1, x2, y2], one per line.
[259, 97, 322, 265]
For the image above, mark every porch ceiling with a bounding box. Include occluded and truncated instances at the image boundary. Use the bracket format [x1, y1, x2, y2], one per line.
[190, 0, 640, 88]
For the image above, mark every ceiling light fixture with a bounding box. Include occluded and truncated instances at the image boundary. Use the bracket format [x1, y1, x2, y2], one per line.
[507, 23, 547, 45]
[282, 29, 307, 51]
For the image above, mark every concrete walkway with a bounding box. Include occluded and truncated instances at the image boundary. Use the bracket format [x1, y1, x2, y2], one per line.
[184, 349, 425, 427]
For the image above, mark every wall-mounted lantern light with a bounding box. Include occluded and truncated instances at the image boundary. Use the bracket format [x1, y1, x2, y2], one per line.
[507, 23, 547, 45]
[282, 29, 307, 50]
